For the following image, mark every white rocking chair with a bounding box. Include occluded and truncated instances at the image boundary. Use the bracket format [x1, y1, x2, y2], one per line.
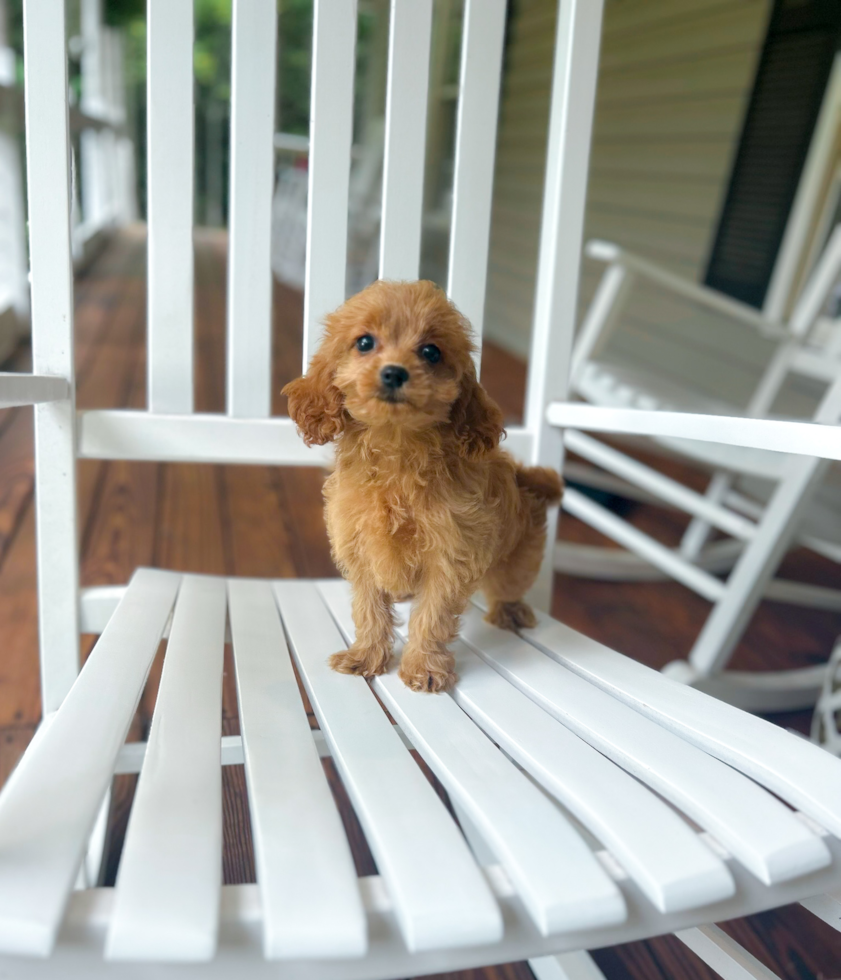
[4, 0, 841, 977]
[559, 228, 841, 712]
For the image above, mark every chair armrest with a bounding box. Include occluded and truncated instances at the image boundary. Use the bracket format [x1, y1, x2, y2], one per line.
[546, 401, 841, 461]
[585, 240, 789, 341]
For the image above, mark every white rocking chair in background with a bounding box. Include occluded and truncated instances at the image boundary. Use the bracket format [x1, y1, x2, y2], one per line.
[558, 229, 841, 712]
[3, 0, 841, 977]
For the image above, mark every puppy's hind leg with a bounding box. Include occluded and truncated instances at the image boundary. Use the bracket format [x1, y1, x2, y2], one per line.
[329, 575, 395, 676]
[481, 506, 548, 633]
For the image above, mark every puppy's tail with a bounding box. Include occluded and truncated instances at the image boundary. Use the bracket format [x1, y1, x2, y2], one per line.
[515, 464, 563, 506]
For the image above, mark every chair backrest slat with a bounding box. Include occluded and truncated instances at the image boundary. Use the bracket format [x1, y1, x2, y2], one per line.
[146, 0, 194, 413]
[226, 0, 278, 418]
[447, 0, 506, 365]
[23, 0, 80, 712]
[525, 0, 604, 467]
[303, 0, 358, 369]
[378, 0, 433, 281]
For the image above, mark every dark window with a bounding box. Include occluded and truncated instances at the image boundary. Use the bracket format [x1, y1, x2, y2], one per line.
[704, 0, 841, 307]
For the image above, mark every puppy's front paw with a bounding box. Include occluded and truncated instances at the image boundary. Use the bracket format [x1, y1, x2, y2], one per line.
[398, 651, 458, 693]
[329, 644, 392, 677]
[485, 599, 537, 632]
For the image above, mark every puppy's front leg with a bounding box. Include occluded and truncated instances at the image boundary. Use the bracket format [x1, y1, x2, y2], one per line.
[329, 575, 394, 677]
[398, 573, 467, 693]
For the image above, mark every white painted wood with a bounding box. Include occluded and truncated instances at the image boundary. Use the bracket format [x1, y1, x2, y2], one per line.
[78, 411, 334, 466]
[272, 580, 503, 953]
[318, 579, 626, 936]
[546, 403, 841, 462]
[530, 951, 608, 980]
[107, 575, 226, 961]
[0, 373, 69, 407]
[378, 0, 433, 280]
[461, 606, 830, 888]
[228, 579, 366, 959]
[524, 0, 603, 610]
[520, 607, 841, 841]
[9, 847, 841, 978]
[562, 487, 727, 601]
[23, 0, 80, 714]
[564, 430, 756, 541]
[676, 924, 782, 980]
[0, 568, 179, 956]
[303, 0, 358, 367]
[570, 263, 634, 385]
[146, 0, 194, 413]
[438, 637, 738, 914]
[116, 734, 246, 775]
[447, 0, 506, 355]
[586, 241, 787, 340]
[524, 0, 604, 465]
[765, 54, 841, 322]
[80, 585, 127, 634]
[226, 0, 277, 418]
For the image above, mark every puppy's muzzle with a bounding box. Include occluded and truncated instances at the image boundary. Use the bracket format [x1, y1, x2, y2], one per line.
[379, 365, 410, 402]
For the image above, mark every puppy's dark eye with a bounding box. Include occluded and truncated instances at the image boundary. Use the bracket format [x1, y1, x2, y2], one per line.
[355, 334, 375, 353]
[420, 343, 441, 364]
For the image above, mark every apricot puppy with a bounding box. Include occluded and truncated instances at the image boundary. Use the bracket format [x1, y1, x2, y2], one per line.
[283, 280, 562, 692]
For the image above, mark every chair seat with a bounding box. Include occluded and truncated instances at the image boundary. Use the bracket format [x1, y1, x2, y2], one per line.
[0, 568, 840, 976]
[577, 361, 790, 479]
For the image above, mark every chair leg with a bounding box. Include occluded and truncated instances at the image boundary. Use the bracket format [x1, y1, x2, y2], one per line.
[676, 925, 782, 979]
[687, 456, 828, 677]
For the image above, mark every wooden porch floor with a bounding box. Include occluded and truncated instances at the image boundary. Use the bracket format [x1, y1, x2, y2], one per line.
[0, 228, 839, 978]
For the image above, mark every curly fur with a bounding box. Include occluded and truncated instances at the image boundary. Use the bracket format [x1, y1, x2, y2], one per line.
[283, 279, 562, 692]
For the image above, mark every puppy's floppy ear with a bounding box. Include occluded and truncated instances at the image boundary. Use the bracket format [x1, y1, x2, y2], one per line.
[282, 339, 346, 447]
[450, 365, 505, 458]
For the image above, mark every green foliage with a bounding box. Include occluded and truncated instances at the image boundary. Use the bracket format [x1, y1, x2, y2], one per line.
[278, 0, 313, 135]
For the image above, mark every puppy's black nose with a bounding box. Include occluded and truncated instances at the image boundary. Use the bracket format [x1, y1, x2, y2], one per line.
[380, 365, 409, 389]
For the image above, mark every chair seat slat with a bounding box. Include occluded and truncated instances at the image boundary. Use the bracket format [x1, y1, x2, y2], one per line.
[319, 579, 626, 936]
[0, 568, 180, 957]
[106, 575, 226, 962]
[449, 640, 742, 914]
[272, 580, 503, 953]
[228, 579, 366, 959]
[460, 607, 830, 888]
[521, 608, 841, 840]
[226, 0, 277, 418]
[379, 0, 433, 280]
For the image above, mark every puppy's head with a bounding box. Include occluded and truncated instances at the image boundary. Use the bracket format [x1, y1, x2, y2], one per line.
[283, 280, 503, 456]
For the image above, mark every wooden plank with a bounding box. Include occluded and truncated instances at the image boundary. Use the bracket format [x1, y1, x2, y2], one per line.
[303, 0, 357, 367]
[146, 0, 194, 413]
[228, 578, 366, 958]
[319, 579, 626, 936]
[226, 0, 277, 418]
[273, 580, 503, 952]
[0, 374, 69, 407]
[22, 0, 80, 714]
[107, 575, 226, 961]
[461, 606, 830, 888]
[545, 402, 841, 462]
[78, 410, 334, 466]
[0, 568, 180, 956]
[521, 607, 841, 842]
[447, 0, 506, 358]
[430, 635, 738, 914]
[378, 0, 433, 280]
